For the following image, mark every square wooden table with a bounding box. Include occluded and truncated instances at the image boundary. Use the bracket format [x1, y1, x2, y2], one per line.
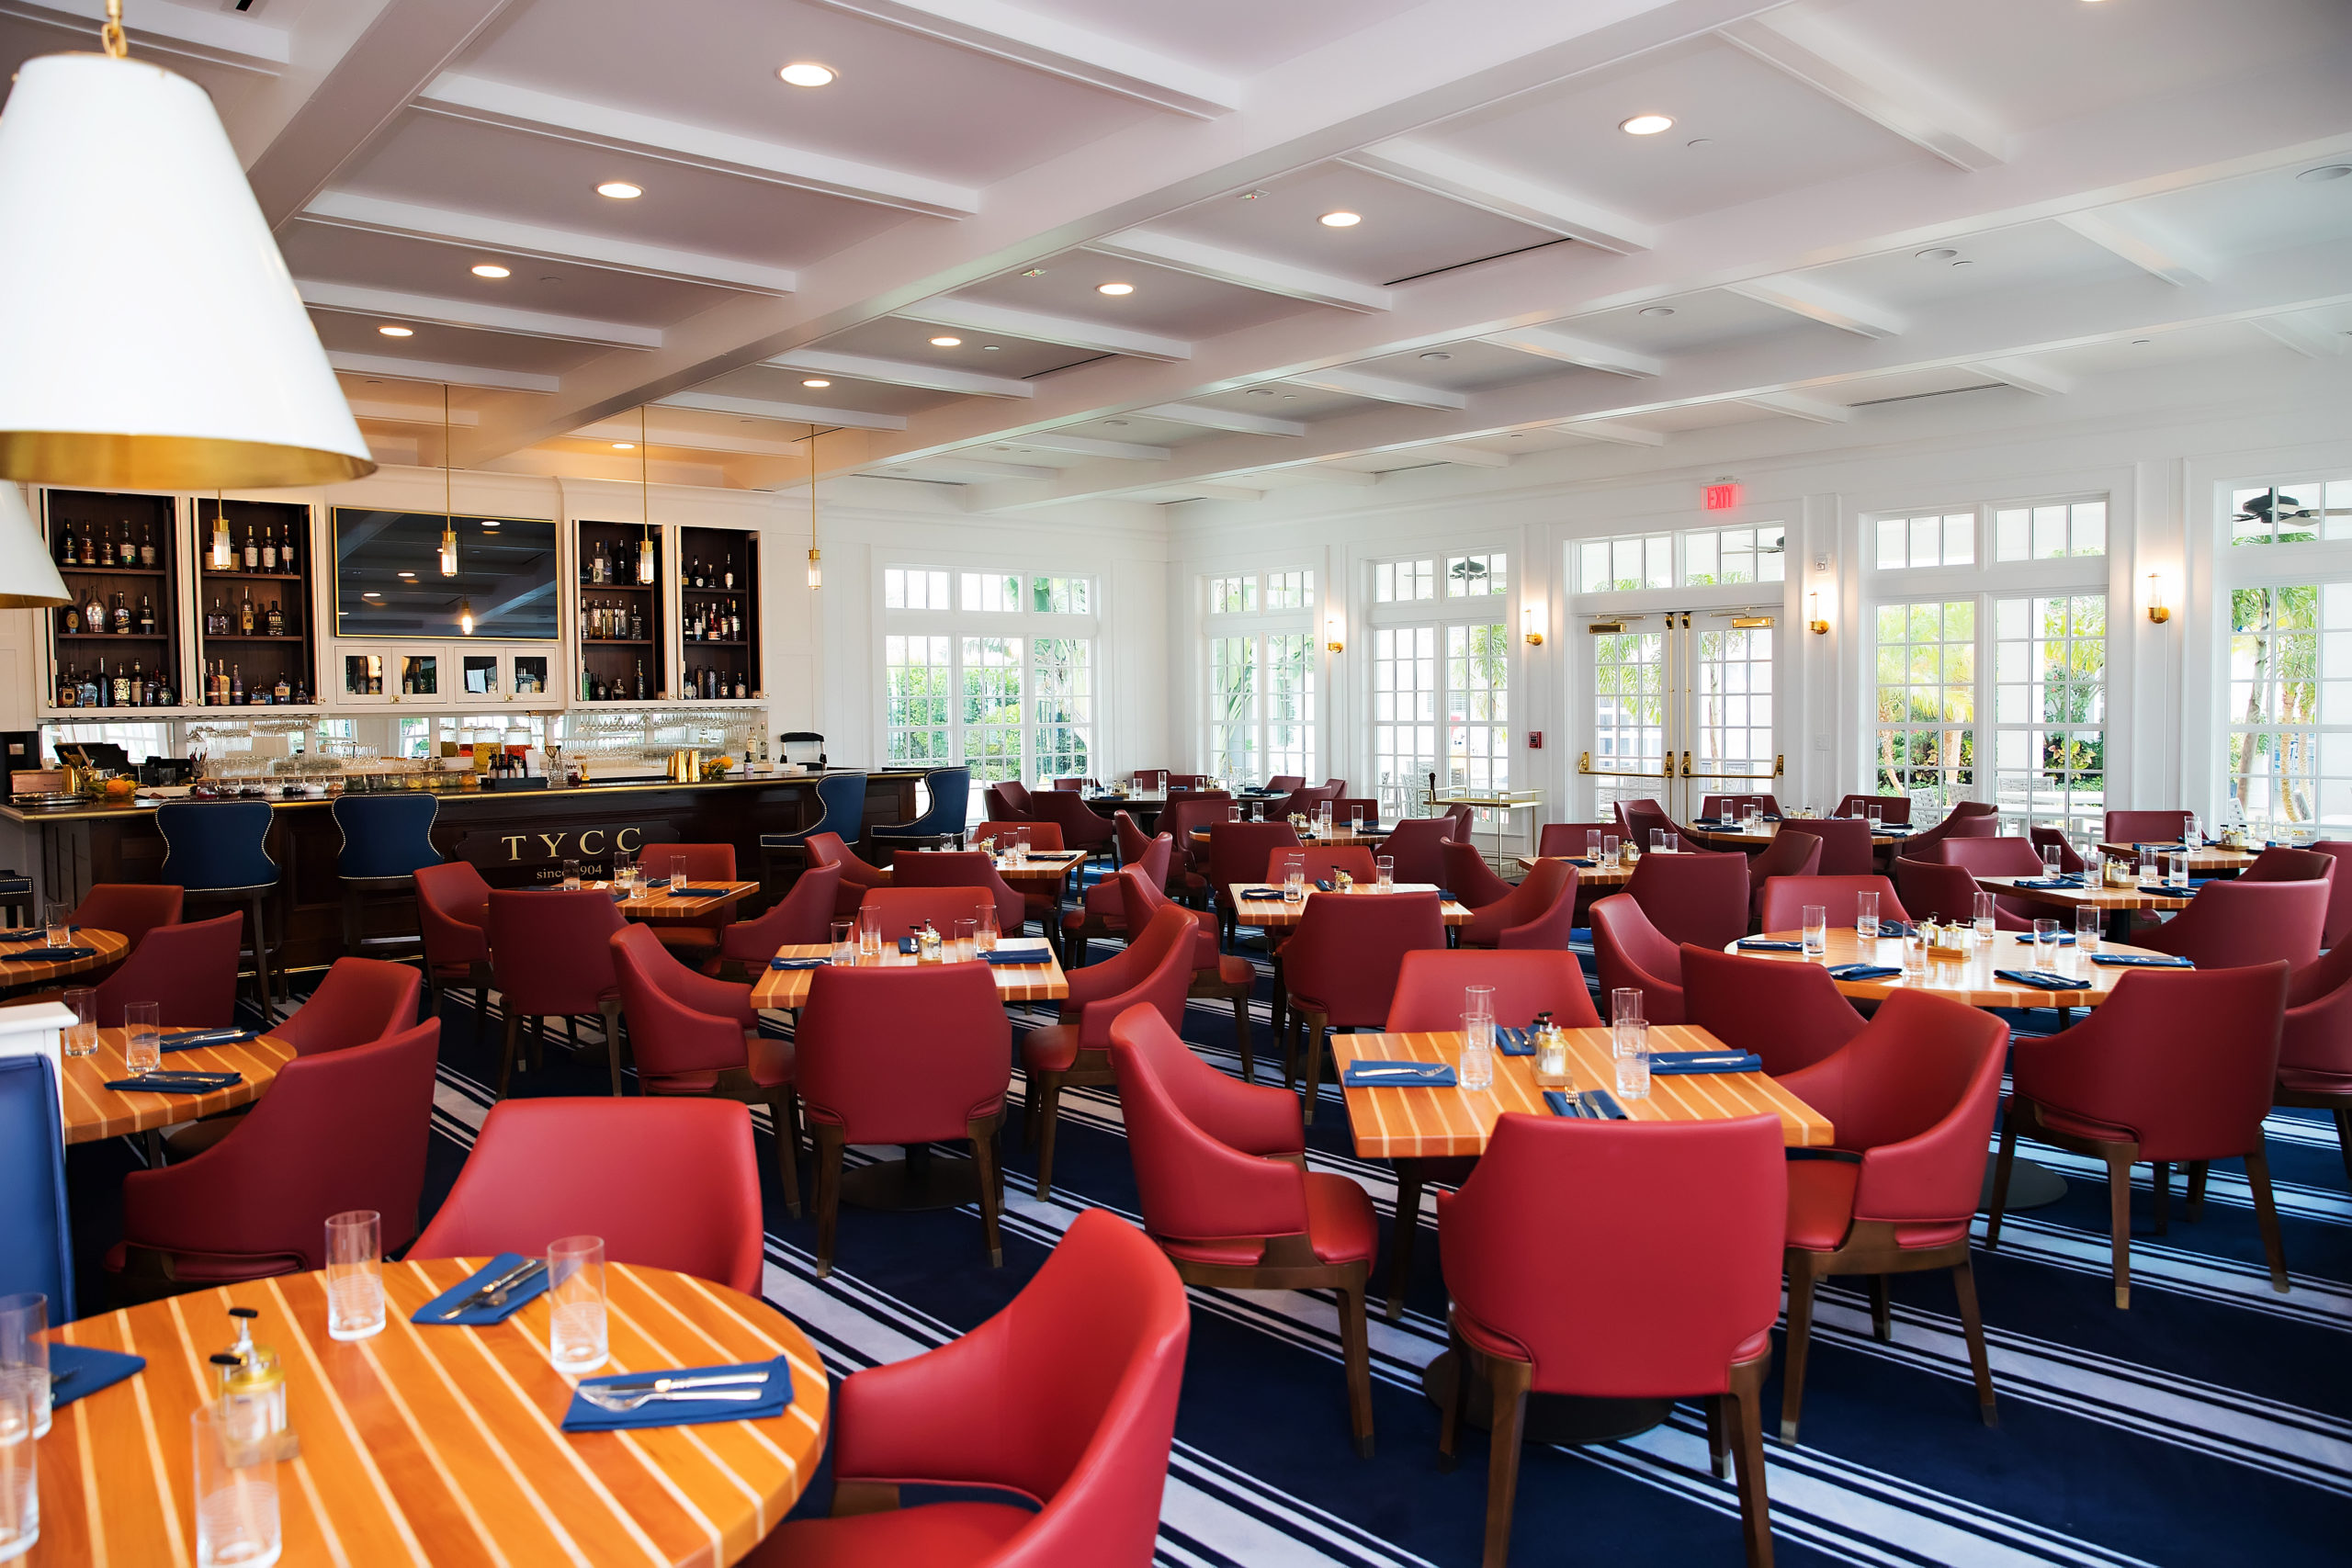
[2095, 842, 2257, 875]
[1515, 855, 1633, 887]
[1193, 826, 1386, 849]
[884, 848, 1086, 888]
[750, 943, 1069, 1009]
[1975, 874, 2191, 941]
[1225, 882, 1474, 930]
[606, 878, 759, 919]
[1729, 926, 2178, 1010]
[1687, 823, 1907, 849]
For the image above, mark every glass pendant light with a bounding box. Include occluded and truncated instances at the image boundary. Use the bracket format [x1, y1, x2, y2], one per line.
[0, 2, 373, 489]
[636, 408, 656, 583]
[438, 386, 458, 577]
[805, 427, 822, 587]
[0, 481, 69, 608]
[209, 491, 232, 570]
[458, 597, 475, 636]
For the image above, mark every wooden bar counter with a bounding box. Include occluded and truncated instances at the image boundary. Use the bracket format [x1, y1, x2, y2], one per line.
[0, 769, 920, 982]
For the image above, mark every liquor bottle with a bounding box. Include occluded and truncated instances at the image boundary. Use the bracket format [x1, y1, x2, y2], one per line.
[111, 662, 130, 707]
[78, 665, 99, 708]
[55, 521, 70, 567]
[56, 665, 74, 707]
[128, 660, 143, 706]
[729, 601, 741, 639]
[84, 582, 104, 632]
[266, 600, 284, 637]
[231, 664, 244, 705]
[62, 604, 78, 635]
[209, 597, 225, 635]
[242, 526, 257, 570]
[280, 524, 297, 575]
[91, 659, 107, 708]
[138, 595, 154, 636]
[119, 522, 136, 566]
[111, 593, 130, 634]
[274, 671, 290, 703]
[628, 601, 643, 640]
[291, 677, 307, 705]
[141, 525, 156, 569]
[76, 525, 94, 566]
[261, 525, 277, 572]
[634, 658, 647, 700]
[150, 670, 165, 706]
[723, 555, 735, 590]
[734, 671, 747, 700]
[239, 593, 255, 635]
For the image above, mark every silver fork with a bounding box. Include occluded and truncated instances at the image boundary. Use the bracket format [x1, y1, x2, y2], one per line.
[578, 1382, 767, 1413]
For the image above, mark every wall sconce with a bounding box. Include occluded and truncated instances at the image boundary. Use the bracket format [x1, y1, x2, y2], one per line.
[1326, 612, 1344, 654]
[1522, 605, 1544, 647]
[1807, 591, 1830, 636]
[2145, 573, 2171, 625]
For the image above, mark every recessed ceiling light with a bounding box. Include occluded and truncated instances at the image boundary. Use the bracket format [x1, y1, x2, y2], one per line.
[481, 521, 498, 528]
[1916, 247, 1958, 261]
[470, 264, 510, 278]
[363, 592, 381, 599]
[1104, 419, 1128, 426]
[778, 62, 836, 87]
[1318, 210, 1361, 228]
[378, 324, 413, 336]
[1419, 351, 1452, 361]
[1621, 114, 1674, 136]
[611, 442, 635, 450]
[929, 335, 962, 347]
[2132, 338, 2152, 344]
[1096, 282, 1134, 296]
[595, 181, 643, 200]
[1246, 389, 1274, 396]
[397, 571, 415, 579]
[1638, 306, 1675, 317]
[801, 378, 831, 388]
[2298, 164, 2352, 183]
[1686, 137, 1713, 149]
[981, 344, 1001, 351]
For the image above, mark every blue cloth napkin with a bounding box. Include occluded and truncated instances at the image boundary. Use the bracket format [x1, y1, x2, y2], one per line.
[1314, 878, 1335, 892]
[412, 1253, 551, 1325]
[1496, 1027, 1534, 1056]
[2012, 877, 2086, 890]
[0, 928, 65, 942]
[981, 946, 1052, 966]
[1238, 887, 1283, 899]
[17, 946, 96, 961]
[1340, 1062, 1457, 1087]
[102, 1070, 242, 1092]
[2134, 842, 2188, 853]
[2014, 933, 2075, 946]
[673, 886, 737, 897]
[561, 1356, 796, 1432]
[768, 957, 828, 970]
[1581, 1089, 1628, 1119]
[2093, 953, 2194, 968]
[162, 1028, 256, 1051]
[1435, 889, 1459, 903]
[49, 1344, 145, 1409]
[1737, 939, 1804, 952]
[897, 935, 920, 954]
[2139, 882, 2208, 897]
[1650, 1050, 1764, 1075]
[1544, 1089, 1586, 1117]
[1826, 963, 1902, 982]
[1995, 968, 2079, 991]
[1566, 858, 1597, 867]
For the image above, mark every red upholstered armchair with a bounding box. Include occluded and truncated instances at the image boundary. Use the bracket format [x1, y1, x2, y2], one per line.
[416, 861, 492, 1035]
[1440, 840, 1514, 911]
[1988, 963, 2292, 1308]
[1700, 793, 1781, 819]
[2243, 845, 2337, 884]
[1110, 1003, 1374, 1458]
[1536, 821, 1616, 860]
[412, 1096, 763, 1295]
[1897, 800, 1998, 860]
[1033, 788, 1117, 863]
[1119, 867, 1259, 1082]
[612, 923, 803, 1215]
[1279, 890, 1446, 1124]
[1159, 795, 1230, 901]
[1758, 874, 1908, 935]
[1680, 944, 1864, 1076]
[892, 850, 1028, 937]
[1208, 821, 1302, 942]
[1773, 990, 2008, 1440]
[2278, 940, 2352, 1188]
[486, 887, 627, 1097]
[1775, 817, 1875, 876]
[1387, 948, 1599, 1031]
[1623, 850, 1749, 951]
[744, 1209, 1187, 1568]
[1459, 859, 1575, 950]
[1744, 829, 1822, 930]
[713, 862, 842, 978]
[109, 1020, 439, 1297]
[639, 842, 742, 957]
[1374, 818, 1454, 887]
[1437, 1114, 1785, 1568]
[1065, 832, 1171, 964]
[1894, 860, 2021, 933]
[1834, 794, 1912, 825]
[984, 779, 1035, 821]
[2105, 809, 2193, 844]
[2028, 827, 2086, 874]
[797, 963, 1011, 1277]
[2306, 840, 2352, 948]
[805, 831, 887, 918]
[1590, 895, 1685, 1023]
[1298, 844, 1378, 885]
[2133, 879, 2328, 971]
[90, 911, 241, 1028]
[857, 886, 998, 944]
[67, 882, 183, 953]
[1922, 837, 2045, 923]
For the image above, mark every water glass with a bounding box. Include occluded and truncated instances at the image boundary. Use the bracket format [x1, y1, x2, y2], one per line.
[1463, 985, 1495, 1026]
[41, 902, 67, 951]
[952, 918, 977, 962]
[1611, 987, 1644, 1027]
[1803, 904, 1828, 957]
[856, 906, 882, 959]
[62, 987, 96, 1058]
[2033, 918, 2062, 970]
[323, 1211, 384, 1342]
[2167, 852, 2190, 889]
[830, 919, 855, 964]
[1586, 829, 1602, 861]
[0, 1297, 47, 1441]
[1227, 805, 1241, 824]
[2185, 811, 2201, 847]
[1649, 829, 1667, 855]
[123, 1000, 162, 1077]
[1854, 889, 1879, 945]
[0, 1371, 37, 1562]
[2138, 847, 2159, 885]
[1350, 807, 1364, 834]
[1600, 834, 1620, 869]
[1902, 931, 1928, 978]
[1866, 806, 1883, 833]
[2042, 843, 2064, 879]
[547, 1234, 607, 1372]
[1663, 833, 1682, 854]
[978, 905, 1001, 952]
[561, 858, 582, 891]
[2076, 906, 2102, 955]
[1010, 829, 1030, 866]
[1460, 1013, 1496, 1091]
[1613, 1018, 1650, 1100]
[1375, 855, 1394, 893]
[192, 1400, 277, 1568]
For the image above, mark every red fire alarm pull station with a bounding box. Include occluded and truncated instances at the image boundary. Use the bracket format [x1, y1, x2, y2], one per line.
[1529, 731, 1544, 750]
[1703, 481, 1743, 512]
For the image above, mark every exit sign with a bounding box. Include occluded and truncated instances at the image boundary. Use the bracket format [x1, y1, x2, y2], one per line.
[1703, 482, 1743, 512]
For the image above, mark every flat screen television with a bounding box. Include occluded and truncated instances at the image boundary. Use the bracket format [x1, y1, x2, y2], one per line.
[333, 510, 559, 640]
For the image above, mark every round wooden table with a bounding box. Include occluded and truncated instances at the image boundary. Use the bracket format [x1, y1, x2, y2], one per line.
[33, 1260, 829, 1566]
[59, 1026, 297, 1145]
[1728, 926, 2172, 1010]
[0, 927, 128, 991]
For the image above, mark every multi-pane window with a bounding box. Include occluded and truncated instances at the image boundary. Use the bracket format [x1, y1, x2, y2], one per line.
[884, 568, 950, 610]
[1690, 622, 1775, 782]
[960, 637, 1024, 783]
[1033, 577, 1091, 615]
[1994, 501, 2106, 562]
[1031, 637, 1091, 780]
[1208, 575, 1257, 614]
[885, 635, 953, 763]
[1589, 624, 1666, 813]
[1576, 534, 1672, 592]
[960, 572, 1022, 613]
[1205, 633, 1315, 783]
[1445, 553, 1508, 598]
[882, 566, 1098, 795]
[1447, 624, 1510, 795]
[2231, 480, 2352, 547]
[1265, 570, 1312, 610]
[1992, 595, 2107, 838]
[2228, 580, 2352, 833]
[1874, 600, 1976, 806]
[1371, 625, 1439, 816]
[1374, 558, 1435, 603]
[1207, 637, 1258, 778]
[1874, 513, 1974, 570]
[1684, 525, 1786, 586]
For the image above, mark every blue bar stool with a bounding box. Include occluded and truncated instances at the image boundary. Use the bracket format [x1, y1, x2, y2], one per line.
[156, 799, 281, 1011]
[331, 794, 443, 960]
[759, 771, 866, 892]
[867, 765, 969, 866]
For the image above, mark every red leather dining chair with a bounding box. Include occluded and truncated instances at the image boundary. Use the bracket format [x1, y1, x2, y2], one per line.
[486, 887, 628, 1097]
[1265, 774, 1306, 795]
[1160, 794, 1231, 900]
[1758, 875, 1908, 935]
[796, 963, 1011, 1278]
[1497, 863, 1579, 951]
[1023, 903, 1195, 1199]
[741, 1208, 1187, 1568]
[1897, 800, 1998, 860]
[107, 1020, 439, 1300]
[806, 831, 887, 918]
[712, 862, 842, 979]
[1438, 1113, 1785, 1568]
[1052, 776, 1089, 791]
[2134, 879, 2329, 971]
[1110, 1003, 1376, 1457]
[1118, 866, 1260, 1082]
[88, 911, 242, 1028]
[1894, 859, 2022, 931]
[2242, 845, 2337, 883]
[412, 1096, 763, 1295]
[984, 779, 1035, 820]
[2306, 840, 2352, 949]
[1774, 989, 2007, 1442]
[893, 851, 1029, 938]
[415, 861, 493, 1039]
[1065, 832, 1171, 964]
[1987, 962, 2292, 1308]
[2028, 827, 2086, 874]
[637, 842, 742, 958]
[67, 882, 183, 953]
[1033, 789, 1118, 863]
[1281, 890, 1446, 1124]
[2105, 809, 2194, 844]
[1623, 850, 1749, 951]
[1589, 895, 1685, 1024]
[2278, 940, 2352, 1190]
[612, 924, 803, 1215]
[1299, 844, 1379, 885]
[1616, 797, 1685, 852]
[1834, 794, 1912, 826]
[1111, 810, 1152, 866]
[1921, 836, 2048, 924]
[1209, 821, 1303, 944]
[1440, 840, 1514, 910]
[1459, 860, 1574, 950]
[1777, 818, 1875, 877]
[1535, 821, 1616, 860]
[1331, 796, 1382, 831]
[972, 820, 1067, 853]
[1679, 945, 1864, 1076]
[1744, 830, 1822, 929]
[858, 886, 998, 947]
[1374, 817, 1456, 886]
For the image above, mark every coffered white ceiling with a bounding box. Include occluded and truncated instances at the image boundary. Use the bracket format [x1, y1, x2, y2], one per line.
[8, 0, 2349, 506]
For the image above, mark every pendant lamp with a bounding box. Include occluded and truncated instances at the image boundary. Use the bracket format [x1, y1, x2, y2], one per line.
[0, 481, 69, 608]
[0, 5, 373, 489]
[438, 386, 458, 577]
[636, 409, 656, 583]
[209, 493, 232, 569]
[805, 428, 822, 588]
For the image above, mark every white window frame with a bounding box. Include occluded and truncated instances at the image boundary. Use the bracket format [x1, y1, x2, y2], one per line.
[1365, 550, 1512, 819]
[1198, 569, 1317, 784]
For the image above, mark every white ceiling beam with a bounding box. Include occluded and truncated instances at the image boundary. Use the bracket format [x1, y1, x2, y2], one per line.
[1137, 403, 1306, 438]
[570, 416, 816, 458]
[2055, 209, 2210, 286]
[897, 298, 1191, 361]
[2246, 314, 2347, 358]
[299, 279, 663, 348]
[1726, 276, 1907, 338]
[1343, 140, 1657, 254]
[767, 349, 1035, 399]
[1264, 467, 1381, 490]
[808, 0, 1238, 118]
[1089, 231, 1394, 312]
[1159, 483, 1269, 503]
[1737, 390, 1853, 423]
[1715, 13, 2007, 173]
[328, 351, 559, 394]
[1414, 443, 1512, 468]
[1555, 419, 1667, 447]
[347, 400, 481, 426]
[1967, 355, 2074, 396]
[1002, 432, 1172, 461]
[894, 456, 1058, 484]
[0, 0, 290, 66]
[657, 391, 907, 431]
[301, 192, 797, 294]
[1479, 326, 1663, 378]
[416, 73, 979, 218]
[1283, 368, 1466, 410]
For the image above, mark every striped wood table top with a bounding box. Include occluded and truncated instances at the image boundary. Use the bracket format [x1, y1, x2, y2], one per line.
[1976, 874, 2192, 913]
[1226, 884, 1473, 930]
[62, 1026, 297, 1144]
[35, 1260, 829, 1567]
[2094, 843, 2256, 874]
[614, 880, 759, 919]
[1730, 927, 2177, 1008]
[1190, 828, 1385, 848]
[1334, 1027, 1833, 1159]
[750, 943, 1069, 1009]
[878, 851, 1085, 887]
[1686, 825, 1908, 849]
[0, 926, 128, 989]
[1514, 856, 1632, 886]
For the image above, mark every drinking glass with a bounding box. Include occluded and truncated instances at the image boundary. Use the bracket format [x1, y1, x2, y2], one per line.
[1804, 905, 1828, 958]
[323, 1211, 383, 1342]
[123, 1000, 162, 1077]
[1613, 1018, 1650, 1100]
[1902, 931, 1928, 978]
[2138, 848, 2159, 885]
[2034, 918, 2062, 970]
[1663, 833, 1682, 854]
[1855, 889, 1880, 944]
[2041, 843, 2064, 879]
[830, 919, 855, 964]
[192, 1400, 277, 1568]
[2168, 852, 2190, 889]
[1318, 803, 1334, 838]
[952, 919, 977, 962]
[1649, 829, 1667, 855]
[62, 987, 96, 1058]
[1459, 1013, 1496, 1091]
[2076, 906, 2103, 955]
[0, 1371, 36, 1562]
[1866, 806, 1883, 833]
[547, 1235, 607, 1372]
[1463, 985, 1495, 1025]
[1586, 829, 1602, 862]
[667, 854, 687, 893]
[2185, 811, 2201, 847]
[1283, 865, 1306, 906]
[0, 1297, 46, 1441]
[560, 858, 582, 891]
[1011, 829, 1030, 866]
[41, 902, 67, 951]
[978, 906, 1001, 952]
[1611, 987, 1644, 1027]
[856, 906, 882, 959]
[1973, 892, 1996, 943]
[1600, 834, 1620, 869]
[1350, 807, 1364, 834]
[1227, 805, 1241, 824]
[1375, 855, 1394, 893]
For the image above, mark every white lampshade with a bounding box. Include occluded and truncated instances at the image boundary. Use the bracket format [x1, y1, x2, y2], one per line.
[0, 482, 69, 608]
[0, 52, 374, 489]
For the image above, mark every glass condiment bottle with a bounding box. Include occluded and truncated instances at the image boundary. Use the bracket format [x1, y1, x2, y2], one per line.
[213, 1306, 287, 1445]
[1533, 1009, 1572, 1087]
[915, 919, 943, 963]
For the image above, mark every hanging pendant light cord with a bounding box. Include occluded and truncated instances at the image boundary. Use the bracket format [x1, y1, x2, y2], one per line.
[443, 384, 452, 518]
[101, 0, 126, 59]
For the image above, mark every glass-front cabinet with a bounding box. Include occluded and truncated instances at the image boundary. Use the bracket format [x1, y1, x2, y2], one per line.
[42, 489, 185, 712]
[677, 524, 761, 703]
[574, 517, 666, 703]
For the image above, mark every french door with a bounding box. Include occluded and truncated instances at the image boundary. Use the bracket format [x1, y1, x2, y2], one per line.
[1585, 607, 1782, 820]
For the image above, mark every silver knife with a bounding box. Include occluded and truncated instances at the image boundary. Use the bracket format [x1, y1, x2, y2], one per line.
[594, 1370, 770, 1395]
[438, 1258, 545, 1319]
[1351, 1066, 1442, 1077]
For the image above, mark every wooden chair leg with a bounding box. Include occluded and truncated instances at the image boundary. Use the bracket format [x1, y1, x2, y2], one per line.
[1385, 1159, 1424, 1322]
[497, 1011, 522, 1099]
[813, 1122, 845, 1279]
[1338, 1274, 1374, 1460]
[1867, 1274, 1892, 1342]
[1706, 1393, 1729, 1480]
[771, 1088, 803, 1219]
[1779, 1251, 1817, 1443]
[2151, 1160, 2170, 1235]
[2105, 1145, 2137, 1309]
[1984, 1110, 2019, 1250]
[968, 1113, 1005, 1268]
[1951, 1258, 1997, 1427]
[2244, 1143, 2290, 1295]
[2186, 1159, 2210, 1221]
[248, 893, 276, 1013]
[1302, 1013, 1329, 1125]
[1480, 1354, 1532, 1568]
[1726, 1354, 1776, 1568]
[600, 998, 625, 1096]
[1437, 1315, 1468, 1471]
[1033, 1079, 1062, 1200]
[1229, 989, 1254, 1084]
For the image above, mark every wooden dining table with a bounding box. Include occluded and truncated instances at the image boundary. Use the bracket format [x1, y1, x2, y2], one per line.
[1193, 826, 1386, 849]
[1725, 926, 2177, 1010]
[0, 926, 129, 991]
[1974, 874, 2192, 941]
[2095, 842, 2257, 875]
[59, 1025, 298, 1144]
[1225, 883, 1475, 930]
[749, 942, 1069, 1010]
[31, 1260, 829, 1567]
[1513, 855, 1633, 887]
[608, 880, 761, 920]
[1686, 822, 1910, 850]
